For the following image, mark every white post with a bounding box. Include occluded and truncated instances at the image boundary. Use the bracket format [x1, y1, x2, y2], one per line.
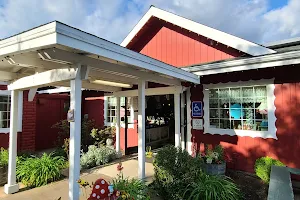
[180, 93, 185, 150]
[174, 93, 181, 148]
[4, 90, 19, 194]
[116, 96, 121, 154]
[138, 80, 145, 179]
[69, 76, 82, 200]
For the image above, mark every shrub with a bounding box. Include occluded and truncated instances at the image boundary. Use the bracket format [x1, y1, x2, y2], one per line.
[255, 156, 285, 183]
[16, 153, 66, 187]
[113, 173, 150, 200]
[184, 174, 241, 200]
[153, 145, 203, 200]
[90, 126, 116, 147]
[0, 148, 9, 167]
[80, 145, 116, 169]
[52, 118, 95, 152]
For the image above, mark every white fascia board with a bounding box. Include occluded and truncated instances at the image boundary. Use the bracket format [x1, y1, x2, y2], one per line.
[55, 22, 199, 84]
[188, 50, 300, 76]
[121, 6, 276, 56]
[8, 68, 79, 91]
[113, 86, 186, 97]
[0, 22, 57, 56]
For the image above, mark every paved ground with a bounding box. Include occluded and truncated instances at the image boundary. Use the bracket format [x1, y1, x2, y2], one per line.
[0, 159, 159, 200]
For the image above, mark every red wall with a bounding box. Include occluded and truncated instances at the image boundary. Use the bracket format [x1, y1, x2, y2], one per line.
[128, 18, 242, 67]
[82, 91, 105, 128]
[35, 94, 69, 150]
[0, 89, 37, 152]
[191, 66, 300, 173]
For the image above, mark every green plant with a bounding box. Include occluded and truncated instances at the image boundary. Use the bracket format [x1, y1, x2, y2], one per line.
[153, 145, 203, 200]
[112, 163, 150, 200]
[0, 148, 9, 167]
[80, 145, 116, 169]
[255, 156, 285, 183]
[203, 144, 224, 164]
[145, 146, 153, 158]
[90, 126, 116, 147]
[52, 118, 95, 152]
[16, 153, 66, 187]
[184, 174, 241, 200]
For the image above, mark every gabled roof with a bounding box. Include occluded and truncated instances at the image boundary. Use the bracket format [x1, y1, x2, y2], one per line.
[121, 6, 276, 56]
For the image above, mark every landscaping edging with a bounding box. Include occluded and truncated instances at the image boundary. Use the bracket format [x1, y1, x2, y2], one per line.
[0, 165, 8, 186]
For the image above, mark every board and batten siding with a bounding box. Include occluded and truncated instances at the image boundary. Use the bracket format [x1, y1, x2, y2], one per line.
[128, 18, 242, 67]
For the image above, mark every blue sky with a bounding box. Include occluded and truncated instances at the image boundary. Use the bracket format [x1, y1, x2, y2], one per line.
[0, 0, 299, 44]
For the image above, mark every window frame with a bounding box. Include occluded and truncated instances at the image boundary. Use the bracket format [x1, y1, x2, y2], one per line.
[0, 90, 23, 133]
[203, 79, 277, 139]
[104, 96, 134, 129]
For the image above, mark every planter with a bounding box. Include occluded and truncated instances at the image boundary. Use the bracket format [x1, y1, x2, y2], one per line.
[0, 165, 8, 186]
[204, 162, 226, 176]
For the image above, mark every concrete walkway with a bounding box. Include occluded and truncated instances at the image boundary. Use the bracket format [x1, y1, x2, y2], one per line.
[0, 159, 157, 200]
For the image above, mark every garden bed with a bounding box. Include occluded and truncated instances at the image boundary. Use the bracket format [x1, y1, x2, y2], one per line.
[0, 165, 7, 186]
[226, 170, 268, 200]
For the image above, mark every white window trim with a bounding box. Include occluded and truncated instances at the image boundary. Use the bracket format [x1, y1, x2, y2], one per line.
[203, 79, 277, 139]
[0, 90, 23, 133]
[104, 96, 134, 129]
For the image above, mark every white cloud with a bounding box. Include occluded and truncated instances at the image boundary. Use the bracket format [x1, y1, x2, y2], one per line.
[0, 0, 299, 45]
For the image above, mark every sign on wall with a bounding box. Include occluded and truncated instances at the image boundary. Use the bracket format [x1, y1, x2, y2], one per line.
[192, 101, 202, 117]
[193, 119, 203, 130]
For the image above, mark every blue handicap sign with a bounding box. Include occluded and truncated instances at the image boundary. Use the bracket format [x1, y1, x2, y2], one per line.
[192, 101, 202, 117]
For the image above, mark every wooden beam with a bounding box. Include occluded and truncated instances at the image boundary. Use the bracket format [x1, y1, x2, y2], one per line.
[8, 68, 80, 90]
[0, 71, 17, 81]
[113, 86, 186, 97]
[55, 81, 122, 92]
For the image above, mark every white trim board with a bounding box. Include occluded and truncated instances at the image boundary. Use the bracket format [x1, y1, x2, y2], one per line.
[121, 6, 276, 56]
[185, 50, 300, 76]
[202, 79, 277, 139]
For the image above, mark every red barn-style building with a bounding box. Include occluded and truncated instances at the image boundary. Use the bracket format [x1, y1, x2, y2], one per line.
[1, 6, 300, 176]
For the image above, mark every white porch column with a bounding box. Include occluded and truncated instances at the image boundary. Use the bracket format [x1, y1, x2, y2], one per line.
[138, 80, 146, 179]
[180, 93, 185, 150]
[4, 90, 19, 194]
[174, 93, 181, 148]
[116, 96, 121, 153]
[69, 76, 82, 200]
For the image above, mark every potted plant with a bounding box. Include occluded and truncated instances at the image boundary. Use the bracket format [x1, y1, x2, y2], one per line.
[202, 144, 226, 175]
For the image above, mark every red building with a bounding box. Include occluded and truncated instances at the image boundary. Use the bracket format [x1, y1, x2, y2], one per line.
[1, 6, 300, 176]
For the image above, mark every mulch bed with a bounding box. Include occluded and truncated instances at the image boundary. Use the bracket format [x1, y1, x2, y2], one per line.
[226, 170, 268, 200]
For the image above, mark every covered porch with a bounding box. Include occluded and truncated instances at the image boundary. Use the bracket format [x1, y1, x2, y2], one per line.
[0, 21, 199, 199]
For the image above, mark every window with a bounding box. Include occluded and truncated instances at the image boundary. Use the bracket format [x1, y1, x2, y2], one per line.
[0, 90, 23, 133]
[105, 96, 134, 128]
[203, 80, 276, 139]
[0, 93, 11, 129]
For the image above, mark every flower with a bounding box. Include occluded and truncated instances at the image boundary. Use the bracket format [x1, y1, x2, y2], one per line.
[117, 162, 124, 171]
[77, 179, 90, 187]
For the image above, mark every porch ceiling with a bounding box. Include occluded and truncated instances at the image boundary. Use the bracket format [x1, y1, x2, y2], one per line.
[0, 21, 200, 92]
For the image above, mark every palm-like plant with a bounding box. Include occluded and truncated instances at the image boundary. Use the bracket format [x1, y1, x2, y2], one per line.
[184, 174, 241, 200]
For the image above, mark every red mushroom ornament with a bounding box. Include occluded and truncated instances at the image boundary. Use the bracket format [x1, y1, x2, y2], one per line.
[88, 178, 118, 200]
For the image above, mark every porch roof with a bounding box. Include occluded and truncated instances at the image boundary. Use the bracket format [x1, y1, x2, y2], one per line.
[0, 21, 200, 91]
